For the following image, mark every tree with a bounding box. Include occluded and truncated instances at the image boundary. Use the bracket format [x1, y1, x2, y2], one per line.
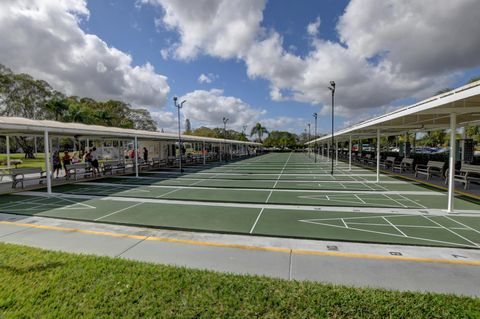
[45, 98, 69, 121]
[468, 76, 480, 84]
[263, 131, 297, 148]
[250, 123, 268, 142]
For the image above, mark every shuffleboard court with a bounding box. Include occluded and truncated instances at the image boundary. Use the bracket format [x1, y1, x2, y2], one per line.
[1, 152, 479, 249]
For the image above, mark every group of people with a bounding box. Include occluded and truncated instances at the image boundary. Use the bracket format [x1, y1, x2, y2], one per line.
[51, 150, 73, 178]
[51, 147, 100, 178]
[52, 146, 149, 178]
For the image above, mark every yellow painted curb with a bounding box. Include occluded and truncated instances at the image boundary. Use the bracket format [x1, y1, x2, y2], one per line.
[1, 220, 479, 266]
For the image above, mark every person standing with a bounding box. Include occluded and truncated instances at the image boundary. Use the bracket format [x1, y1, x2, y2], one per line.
[143, 147, 148, 162]
[52, 151, 62, 178]
[90, 147, 100, 177]
[62, 150, 71, 175]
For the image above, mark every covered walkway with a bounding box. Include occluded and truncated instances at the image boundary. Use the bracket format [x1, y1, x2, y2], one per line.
[307, 80, 480, 212]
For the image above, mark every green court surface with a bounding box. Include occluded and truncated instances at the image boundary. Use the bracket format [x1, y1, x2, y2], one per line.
[1, 152, 480, 249]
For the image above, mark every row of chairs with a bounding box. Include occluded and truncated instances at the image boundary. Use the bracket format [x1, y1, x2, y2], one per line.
[336, 152, 480, 190]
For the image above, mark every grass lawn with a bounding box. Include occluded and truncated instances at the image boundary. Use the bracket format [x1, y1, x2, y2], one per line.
[0, 153, 46, 169]
[0, 243, 478, 318]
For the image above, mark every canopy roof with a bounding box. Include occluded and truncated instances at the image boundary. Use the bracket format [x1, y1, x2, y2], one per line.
[0, 117, 261, 146]
[307, 80, 480, 143]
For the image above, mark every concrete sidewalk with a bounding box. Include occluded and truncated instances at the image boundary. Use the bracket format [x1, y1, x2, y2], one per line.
[0, 212, 479, 297]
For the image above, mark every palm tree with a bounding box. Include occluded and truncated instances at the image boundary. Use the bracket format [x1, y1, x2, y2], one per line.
[250, 123, 268, 142]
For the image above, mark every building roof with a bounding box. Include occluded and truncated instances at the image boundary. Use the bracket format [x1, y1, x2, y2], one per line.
[0, 117, 261, 146]
[307, 80, 480, 143]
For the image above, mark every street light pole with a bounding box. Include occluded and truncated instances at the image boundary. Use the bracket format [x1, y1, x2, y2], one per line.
[313, 112, 317, 163]
[307, 123, 311, 157]
[174, 96, 186, 173]
[223, 117, 229, 162]
[328, 81, 336, 175]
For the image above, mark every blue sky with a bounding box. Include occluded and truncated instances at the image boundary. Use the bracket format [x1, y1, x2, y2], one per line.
[1, 0, 480, 136]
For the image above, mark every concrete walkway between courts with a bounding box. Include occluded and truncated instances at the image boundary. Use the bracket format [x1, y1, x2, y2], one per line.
[0, 212, 479, 297]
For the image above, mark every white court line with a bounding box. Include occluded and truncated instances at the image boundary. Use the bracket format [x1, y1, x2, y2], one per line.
[354, 194, 366, 204]
[115, 175, 411, 184]
[397, 193, 427, 209]
[76, 182, 444, 196]
[383, 194, 408, 208]
[345, 222, 469, 229]
[267, 151, 290, 203]
[423, 216, 479, 248]
[300, 219, 479, 249]
[15, 192, 480, 216]
[94, 202, 144, 221]
[341, 218, 348, 228]
[141, 171, 380, 177]
[382, 216, 407, 237]
[443, 215, 480, 235]
[249, 208, 265, 233]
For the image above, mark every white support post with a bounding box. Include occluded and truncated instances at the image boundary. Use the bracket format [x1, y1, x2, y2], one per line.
[447, 113, 456, 212]
[44, 130, 52, 194]
[349, 135, 352, 171]
[335, 141, 339, 166]
[6, 136, 10, 168]
[203, 141, 206, 165]
[376, 129, 380, 183]
[327, 143, 330, 163]
[134, 136, 139, 178]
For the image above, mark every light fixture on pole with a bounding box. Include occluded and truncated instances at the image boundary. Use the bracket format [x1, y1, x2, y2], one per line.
[313, 112, 318, 163]
[174, 96, 186, 173]
[223, 117, 229, 162]
[328, 81, 336, 175]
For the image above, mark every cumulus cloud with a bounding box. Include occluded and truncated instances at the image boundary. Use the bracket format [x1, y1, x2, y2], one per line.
[261, 116, 304, 131]
[142, 0, 480, 119]
[138, 0, 266, 60]
[307, 17, 321, 36]
[150, 110, 177, 132]
[0, 0, 170, 108]
[180, 89, 266, 129]
[198, 73, 218, 84]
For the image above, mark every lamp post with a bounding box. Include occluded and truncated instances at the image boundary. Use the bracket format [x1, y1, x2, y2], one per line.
[174, 96, 186, 173]
[313, 112, 317, 163]
[223, 117, 229, 162]
[307, 123, 311, 157]
[328, 81, 336, 175]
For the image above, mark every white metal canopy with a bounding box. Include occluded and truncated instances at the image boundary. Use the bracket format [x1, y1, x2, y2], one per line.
[306, 79, 480, 213]
[307, 80, 480, 143]
[0, 117, 261, 146]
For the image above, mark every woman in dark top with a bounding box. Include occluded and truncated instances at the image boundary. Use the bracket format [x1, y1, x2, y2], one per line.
[143, 147, 148, 162]
[62, 151, 71, 175]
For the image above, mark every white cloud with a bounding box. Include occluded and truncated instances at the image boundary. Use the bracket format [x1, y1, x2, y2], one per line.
[198, 73, 217, 84]
[0, 0, 170, 108]
[138, 0, 266, 60]
[180, 89, 266, 129]
[307, 17, 321, 36]
[142, 0, 480, 118]
[150, 110, 177, 133]
[261, 116, 304, 131]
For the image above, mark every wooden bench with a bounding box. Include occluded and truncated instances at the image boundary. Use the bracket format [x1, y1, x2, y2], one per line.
[415, 161, 445, 180]
[151, 157, 167, 168]
[11, 167, 46, 188]
[445, 163, 480, 189]
[362, 154, 376, 166]
[102, 160, 126, 175]
[380, 156, 396, 169]
[65, 163, 92, 180]
[0, 168, 11, 182]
